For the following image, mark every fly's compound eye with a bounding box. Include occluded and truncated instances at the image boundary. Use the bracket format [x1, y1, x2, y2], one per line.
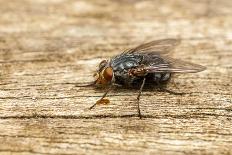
[99, 60, 107, 70]
[102, 67, 113, 81]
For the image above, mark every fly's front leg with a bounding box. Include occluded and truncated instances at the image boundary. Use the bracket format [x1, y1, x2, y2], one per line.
[89, 85, 112, 109]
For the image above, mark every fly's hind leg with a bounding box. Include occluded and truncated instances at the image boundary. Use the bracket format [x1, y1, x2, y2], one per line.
[137, 78, 146, 119]
[156, 81, 185, 95]
[171, 77, 180, 91]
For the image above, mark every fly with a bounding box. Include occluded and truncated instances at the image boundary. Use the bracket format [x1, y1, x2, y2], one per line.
[79, 39, 206, 118]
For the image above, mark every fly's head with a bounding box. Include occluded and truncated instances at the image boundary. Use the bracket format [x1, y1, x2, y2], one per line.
[94, 60, 114, 86]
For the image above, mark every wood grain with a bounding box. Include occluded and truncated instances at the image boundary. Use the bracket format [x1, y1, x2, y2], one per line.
[0, 0, 231, 154]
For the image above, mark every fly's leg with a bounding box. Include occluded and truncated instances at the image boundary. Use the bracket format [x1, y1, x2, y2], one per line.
[137, 78, 146, 119]
[89, 85, 112, 109]
[171, 78, 180, 91]
[156, 81, 185, 95]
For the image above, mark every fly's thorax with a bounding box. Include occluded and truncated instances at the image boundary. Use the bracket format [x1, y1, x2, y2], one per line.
[94, 59, 115, 85]
[110, 54, 143, 71]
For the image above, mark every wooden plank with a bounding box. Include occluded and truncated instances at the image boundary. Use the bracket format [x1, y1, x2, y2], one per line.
[0, 0, 232, 154]
[0, 118, 231, 155]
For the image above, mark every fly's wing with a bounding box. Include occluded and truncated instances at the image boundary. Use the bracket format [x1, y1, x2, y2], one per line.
[144, 56, 206, 73]
[119, 39, 205, 74]
[126, 39, 181, 55]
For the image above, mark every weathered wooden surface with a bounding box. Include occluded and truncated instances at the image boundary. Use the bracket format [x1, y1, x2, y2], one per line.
[0, 0, 232, 154]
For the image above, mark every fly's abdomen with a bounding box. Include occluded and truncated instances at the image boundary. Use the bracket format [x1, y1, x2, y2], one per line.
[146, 72, 171, 85]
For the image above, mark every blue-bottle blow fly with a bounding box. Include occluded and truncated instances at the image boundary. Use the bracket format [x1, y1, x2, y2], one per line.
[78, 39, 206, 118]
